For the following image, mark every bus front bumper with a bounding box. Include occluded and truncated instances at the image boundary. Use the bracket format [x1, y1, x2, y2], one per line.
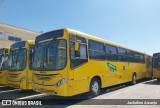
[8, 81, 27, 90]
[32, 83, 68, 96]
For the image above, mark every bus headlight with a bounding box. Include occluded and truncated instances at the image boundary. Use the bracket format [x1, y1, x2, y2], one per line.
[54, 78, 68, 88]
[19, 76, 26, 82]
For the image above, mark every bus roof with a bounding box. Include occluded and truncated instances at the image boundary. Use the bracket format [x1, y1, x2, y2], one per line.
[66, 28, 147, 55]
[11, 40, 35, 49]
[36, 28, 147, 55]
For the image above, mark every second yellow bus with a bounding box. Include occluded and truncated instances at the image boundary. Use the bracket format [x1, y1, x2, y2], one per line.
[8, 40, 35, 90]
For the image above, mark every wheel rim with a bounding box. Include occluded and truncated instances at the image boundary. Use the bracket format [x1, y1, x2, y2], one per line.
[92, 81, 99, 94]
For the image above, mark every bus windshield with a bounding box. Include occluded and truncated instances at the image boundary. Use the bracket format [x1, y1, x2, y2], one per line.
[33, 39, 66, 71]
[10, 48, 26, 71]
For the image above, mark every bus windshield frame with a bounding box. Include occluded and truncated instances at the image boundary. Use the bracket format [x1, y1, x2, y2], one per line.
[32, 39, 67, 71]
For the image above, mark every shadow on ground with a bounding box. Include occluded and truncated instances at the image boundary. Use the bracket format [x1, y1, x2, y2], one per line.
[143, 79, 160, 85]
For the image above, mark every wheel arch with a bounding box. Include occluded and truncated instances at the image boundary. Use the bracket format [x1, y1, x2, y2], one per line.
[133, 72, 137, 76]
[90, 75, 102, 88]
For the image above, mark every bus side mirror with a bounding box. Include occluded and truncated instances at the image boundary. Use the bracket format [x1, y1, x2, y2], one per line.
[74, 41, 80, 51]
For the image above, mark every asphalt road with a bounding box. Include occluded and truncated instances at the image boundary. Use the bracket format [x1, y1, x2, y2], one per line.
[0, 79, 160, 108]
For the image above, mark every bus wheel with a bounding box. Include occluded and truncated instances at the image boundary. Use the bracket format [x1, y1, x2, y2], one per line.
[131, 74, 136, 85]
[89, 78, 101, 98]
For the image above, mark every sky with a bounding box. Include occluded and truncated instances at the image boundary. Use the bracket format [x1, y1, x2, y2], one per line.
[0, 0, 160, 55]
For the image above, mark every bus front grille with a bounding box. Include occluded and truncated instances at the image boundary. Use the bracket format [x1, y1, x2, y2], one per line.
[8, 73, 20, 78]
[33, 74, 57, 80]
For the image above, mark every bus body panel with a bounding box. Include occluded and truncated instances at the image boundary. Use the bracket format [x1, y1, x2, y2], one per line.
[153, 70, 160, 78]
[153, 69, 160, 78]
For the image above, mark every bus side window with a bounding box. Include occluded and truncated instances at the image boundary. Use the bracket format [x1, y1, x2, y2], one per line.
[117, 47, 127, 62]
[126, 50, 134, 62]
[105, 44, 118, 61]
[70, 35, 88, 69]
[89, 40, 106, 60]
[140, 54, 145, 63]
[134, 52, 140, 63]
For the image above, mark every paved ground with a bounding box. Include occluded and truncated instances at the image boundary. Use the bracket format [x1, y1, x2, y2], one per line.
[0, 79, 160, 108]
[68, 79, 160, 108]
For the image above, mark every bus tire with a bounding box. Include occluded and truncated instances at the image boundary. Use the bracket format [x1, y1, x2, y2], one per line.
[88, 78, 101, 98]
[131, 74, 136, 85]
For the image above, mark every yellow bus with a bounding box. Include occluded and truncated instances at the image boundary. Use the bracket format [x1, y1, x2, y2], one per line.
[153, 53, 160, 81]
[32, 28, 151, 97]
[0, 48, 10, 85]
[8, 40, 35, 90]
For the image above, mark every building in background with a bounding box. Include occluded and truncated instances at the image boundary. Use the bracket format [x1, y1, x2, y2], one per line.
[0, 23, 41, 48]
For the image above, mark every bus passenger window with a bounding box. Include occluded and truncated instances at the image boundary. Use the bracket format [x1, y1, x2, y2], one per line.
[134, 52, 140, 63]
[89, 40, 105, 60]
[126, 50, 134, 62]
[140, 54, 145, 63]
[105, 44, 118, 61]
[118, 47, 127, 62]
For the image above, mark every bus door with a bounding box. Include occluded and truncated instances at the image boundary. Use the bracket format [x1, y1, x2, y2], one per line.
[70, 35, 89, 95]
